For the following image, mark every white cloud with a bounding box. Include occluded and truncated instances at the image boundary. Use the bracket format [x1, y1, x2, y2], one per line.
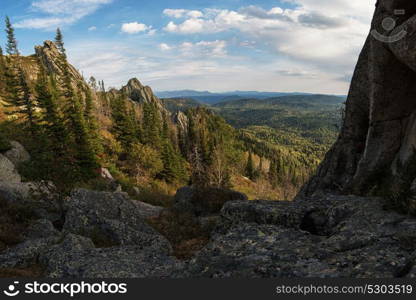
[63, 2, 375, 94]
[121, 22, 150, 34]
[159, 43, 172, 51]
[15, 0, 113, 30]
[163, 9, 203, 19]
[162, 4, 374, 74]
[88, 26, 97, 31]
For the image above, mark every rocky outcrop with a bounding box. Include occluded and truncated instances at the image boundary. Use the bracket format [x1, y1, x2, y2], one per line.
[0, 188, 181, 278]
[301, 0, 416, 198]
[178, 195, 416, 278]
[39, 233, 183, 278]
[63, 189, 172, 252]
[0, 154, 21, 183]
[121, 78, 165, 110]
[35, 41, 84, 83]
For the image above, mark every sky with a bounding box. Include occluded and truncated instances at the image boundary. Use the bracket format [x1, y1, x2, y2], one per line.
[1, 0, 376, 94]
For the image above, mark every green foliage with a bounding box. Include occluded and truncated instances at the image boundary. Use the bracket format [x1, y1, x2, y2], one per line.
[245, 152, 255, 180]
[54, 28, 65, 54]
[186, 107, 243, 188]
[5, 16, 19, 56]
[0, 133, 11, 153]
[142, 102, 162, 148]
[110, 95, 139, 151]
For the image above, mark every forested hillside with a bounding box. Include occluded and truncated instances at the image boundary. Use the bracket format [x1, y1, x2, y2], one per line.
[0, 20, 315, 202]
[162, 95, 344, 199]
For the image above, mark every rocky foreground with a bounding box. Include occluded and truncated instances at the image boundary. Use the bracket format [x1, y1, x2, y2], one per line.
[1, 141, 416, 278]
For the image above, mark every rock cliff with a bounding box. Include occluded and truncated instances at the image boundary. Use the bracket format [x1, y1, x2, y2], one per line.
[301, 0, 416, 201]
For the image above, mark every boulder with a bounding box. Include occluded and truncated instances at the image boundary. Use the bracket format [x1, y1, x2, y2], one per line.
[99, 167, 114, 181]
[0, 154, 21, 183]
[132, 200, 163, 219]
[3, 141, 30, 166]
[0, 219, 61, 269]
[179, 195, 415, 278]
[40, 233, 184, 278]
[63, 189, 172, 253]
[173, 186, 248, 217]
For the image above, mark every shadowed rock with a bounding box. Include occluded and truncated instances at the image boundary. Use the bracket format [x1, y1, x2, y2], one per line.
[301, 0, 416, 197]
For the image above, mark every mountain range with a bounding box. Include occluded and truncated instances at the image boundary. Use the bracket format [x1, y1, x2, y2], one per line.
[156, 90, 345, 105]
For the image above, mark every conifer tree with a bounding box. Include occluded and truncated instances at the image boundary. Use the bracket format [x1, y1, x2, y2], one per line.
[245, 152, 255, 180]
[142, 102, 162, 148]
[35, 65, 67, 153]
[55, 28, 65, 54]
[268, 158, 279, 187]
[55, 28, 99, 178]
[111, 96, 138, 151]
[5, 16, 19, 56]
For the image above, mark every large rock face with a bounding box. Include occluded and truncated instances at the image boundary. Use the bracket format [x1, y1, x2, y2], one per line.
[63, 189, 172, 252]
[178, 195, 416, 278]
[301, 0, 416, 198]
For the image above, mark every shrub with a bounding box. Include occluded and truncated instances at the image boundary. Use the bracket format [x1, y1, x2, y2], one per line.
[147, 210, 211, 259]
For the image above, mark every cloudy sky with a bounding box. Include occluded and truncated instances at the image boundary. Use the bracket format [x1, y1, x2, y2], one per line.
[1, 0, 375, 94]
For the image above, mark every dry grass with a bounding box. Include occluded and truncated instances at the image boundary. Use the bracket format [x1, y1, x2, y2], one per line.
[0, 265, 44, 278]
[0, 197, 36, 252]
[147, 210, 211, 259]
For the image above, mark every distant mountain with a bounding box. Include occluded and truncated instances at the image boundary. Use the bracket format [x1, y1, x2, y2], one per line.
[155, 90, 332, 105]
[161, 97, 206, 112]
[213, 94, 345, 110]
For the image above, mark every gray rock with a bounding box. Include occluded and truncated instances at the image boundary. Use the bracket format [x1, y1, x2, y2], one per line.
[63, 189, 172, 253]
[3, 141, 30, 166]
[300, 1, 416, 197]
[179, 195, 415, 278]
[23, 219, 60, 240]
[0, 154, 21, 183]
[40, 234, 183, 278]
[99, 167, 114, 181]
[132, 200, 163, 218]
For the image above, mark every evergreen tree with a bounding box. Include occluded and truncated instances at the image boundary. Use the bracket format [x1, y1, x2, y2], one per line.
[17, 68, 36, 135]
[2, 64, 37, 135]
[55, 29, 99, 179]
[159, 140, 187, 183]
[55, 28, 65, 54]
[35, 65, 67, 153]
[268, 158, 279, 187]
[142, 102, 162, 148]
[5, 16, 19, 56]
[245, 152, 255, 180]
[110, 96, 138, 151]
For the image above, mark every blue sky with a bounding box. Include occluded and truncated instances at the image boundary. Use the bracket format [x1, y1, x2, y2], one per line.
[1, 0, 375, 93]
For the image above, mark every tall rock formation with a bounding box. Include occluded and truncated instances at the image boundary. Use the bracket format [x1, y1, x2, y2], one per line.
[301, 0, 416, 198]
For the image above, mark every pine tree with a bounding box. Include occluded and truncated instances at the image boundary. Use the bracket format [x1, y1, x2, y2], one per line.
[159, 140, 187, 183]
[0, 46, 6, 95]
[5, 16, 19, 56]
[245, 152, 255, 180]
[268, 158, 279, 187]
[3, 64, 37, 135]
[17, 68, 36, 135]
[69, 88, 99, 177]
[111, 96, 138, 151]
[55, 29, 99, 179]
[55, 28, 65, 54]
[142, 102, 162, 148]
[35, 65, 67, 153]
